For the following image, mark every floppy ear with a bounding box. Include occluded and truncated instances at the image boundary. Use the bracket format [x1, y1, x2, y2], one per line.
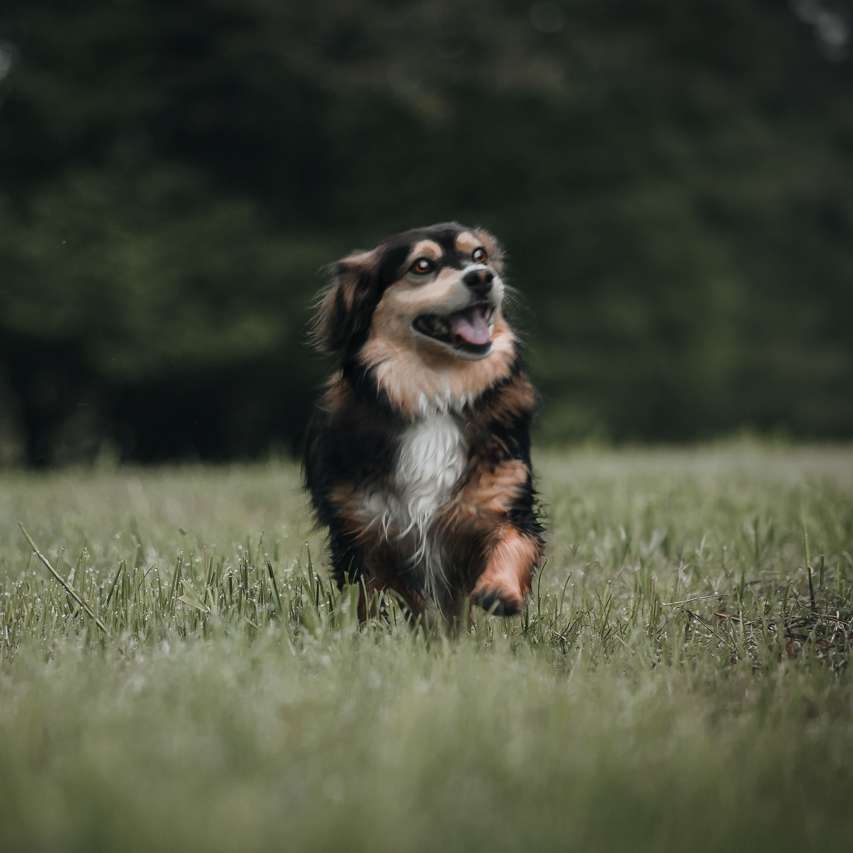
[310, 250, 378, 354]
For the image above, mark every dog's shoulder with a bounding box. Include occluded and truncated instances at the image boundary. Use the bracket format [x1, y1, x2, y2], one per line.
[303, 371, 400, 496]
[470, 359, 537, 427]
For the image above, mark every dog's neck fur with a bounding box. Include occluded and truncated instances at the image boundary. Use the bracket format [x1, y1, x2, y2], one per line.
[355, 314, 517, 420]
[330, 328, 523, 605]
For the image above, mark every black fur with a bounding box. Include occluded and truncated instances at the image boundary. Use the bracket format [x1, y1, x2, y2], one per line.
[303, 223, 543, 616]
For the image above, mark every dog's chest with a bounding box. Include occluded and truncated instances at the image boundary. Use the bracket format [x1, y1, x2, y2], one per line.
[393, 413, 467, 523]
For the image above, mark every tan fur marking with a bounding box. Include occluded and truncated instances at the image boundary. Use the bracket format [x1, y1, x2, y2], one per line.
[328, 484, 361, 528]
[455, 229, 505, 271]
[339, 249, 376, 268]
[501, 378, 536, 414]
[466, 460, 527, 514]
[473, 228, 505, 273]
[328, 485, 427, 617]
[406, 239, 443, 264]
[454, 231, 480, 255]
[477, 376, 536, 426]
[442, 460, 527, 528]
[320, 372, 349, 413]
[353, 226, 514, 415]
[328, 484, 392, 547]
[471, 527, 538, 611]
[339, 251, 375, 311]
[360, 314, 517, 418]
[375, 264, 466, 323]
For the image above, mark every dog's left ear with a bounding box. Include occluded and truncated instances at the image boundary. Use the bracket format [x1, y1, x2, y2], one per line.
[310, 250, 378, 355]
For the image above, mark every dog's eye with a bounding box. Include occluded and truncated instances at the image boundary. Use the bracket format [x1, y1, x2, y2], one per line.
[410, 257, 436, 275]
[472, 247, 487, 263]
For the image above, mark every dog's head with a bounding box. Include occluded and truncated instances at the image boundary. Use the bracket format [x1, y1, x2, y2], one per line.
[312, 222, 510, 362]
[311, 222, 518, 416]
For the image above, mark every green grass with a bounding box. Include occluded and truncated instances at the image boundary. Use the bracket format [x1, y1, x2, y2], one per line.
[1, 443, 852, 853]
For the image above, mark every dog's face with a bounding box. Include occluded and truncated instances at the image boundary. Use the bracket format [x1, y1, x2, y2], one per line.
[372, 225, 507, 362]
[312, 222, 508, 362]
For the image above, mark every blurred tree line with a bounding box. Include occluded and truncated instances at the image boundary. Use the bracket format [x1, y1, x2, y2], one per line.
[1, 0, 852, 466]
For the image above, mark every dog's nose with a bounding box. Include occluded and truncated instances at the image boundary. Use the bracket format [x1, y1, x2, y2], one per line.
[463, 268, 494, 295]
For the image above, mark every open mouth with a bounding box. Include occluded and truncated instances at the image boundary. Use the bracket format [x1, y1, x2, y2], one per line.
[412, 301, 495, 357]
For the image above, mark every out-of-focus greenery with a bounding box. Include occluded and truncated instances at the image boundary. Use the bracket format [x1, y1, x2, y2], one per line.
[2, 444, 853, 851]
[1, 1, 852, 464]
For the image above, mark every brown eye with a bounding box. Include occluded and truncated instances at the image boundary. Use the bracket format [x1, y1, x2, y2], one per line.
[410, 257, 435, 275]
[472, 247, 487, 263]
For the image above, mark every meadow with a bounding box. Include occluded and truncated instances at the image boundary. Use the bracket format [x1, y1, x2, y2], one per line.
[1, 443, 852, 852]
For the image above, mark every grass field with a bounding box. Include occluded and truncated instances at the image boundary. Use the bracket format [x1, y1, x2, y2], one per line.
[1, 444, 852, 852]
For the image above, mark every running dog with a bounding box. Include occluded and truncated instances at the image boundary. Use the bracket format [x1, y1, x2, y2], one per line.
[304, 222, 543, 619]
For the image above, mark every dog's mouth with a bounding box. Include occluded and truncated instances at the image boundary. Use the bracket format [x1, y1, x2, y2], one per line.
[412, 301, 495, 357]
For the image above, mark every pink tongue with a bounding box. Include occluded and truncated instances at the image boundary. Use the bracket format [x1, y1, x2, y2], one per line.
[449, 306, 491, 346]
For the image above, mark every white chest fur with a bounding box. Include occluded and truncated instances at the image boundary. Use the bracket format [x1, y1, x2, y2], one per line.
[368, 413, 466, 598]
[354, 414, 467, 601]
[395, 413, 467, 524]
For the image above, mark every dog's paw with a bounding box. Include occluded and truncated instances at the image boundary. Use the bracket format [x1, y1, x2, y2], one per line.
[471, 585, 524, 617]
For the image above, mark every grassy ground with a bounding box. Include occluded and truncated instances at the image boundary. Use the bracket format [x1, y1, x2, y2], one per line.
[1, 443, 852, 852]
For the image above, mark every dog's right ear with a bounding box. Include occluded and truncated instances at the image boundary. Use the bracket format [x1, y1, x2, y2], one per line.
[310, 250, 378, 354]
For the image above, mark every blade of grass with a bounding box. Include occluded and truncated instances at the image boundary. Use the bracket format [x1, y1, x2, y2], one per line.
[266, 560, 283, 615]
[18, 523, 109, 635]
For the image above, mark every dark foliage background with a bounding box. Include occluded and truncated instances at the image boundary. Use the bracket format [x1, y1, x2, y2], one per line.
[1, 0, 852, 466]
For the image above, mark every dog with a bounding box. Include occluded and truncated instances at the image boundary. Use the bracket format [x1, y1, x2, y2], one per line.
[304, 222, 543, 620]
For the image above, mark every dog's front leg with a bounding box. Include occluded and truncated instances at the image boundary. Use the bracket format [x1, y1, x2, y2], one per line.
[470, 524, 541, 616]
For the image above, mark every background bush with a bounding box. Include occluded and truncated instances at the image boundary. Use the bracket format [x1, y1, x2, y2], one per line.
[2, 0, 852, 465]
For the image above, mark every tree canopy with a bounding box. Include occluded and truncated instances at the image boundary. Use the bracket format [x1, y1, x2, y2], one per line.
[1, 1, 852, 464]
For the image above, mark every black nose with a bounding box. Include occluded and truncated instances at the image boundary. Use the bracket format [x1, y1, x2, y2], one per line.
[463, 268, 494, 295]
